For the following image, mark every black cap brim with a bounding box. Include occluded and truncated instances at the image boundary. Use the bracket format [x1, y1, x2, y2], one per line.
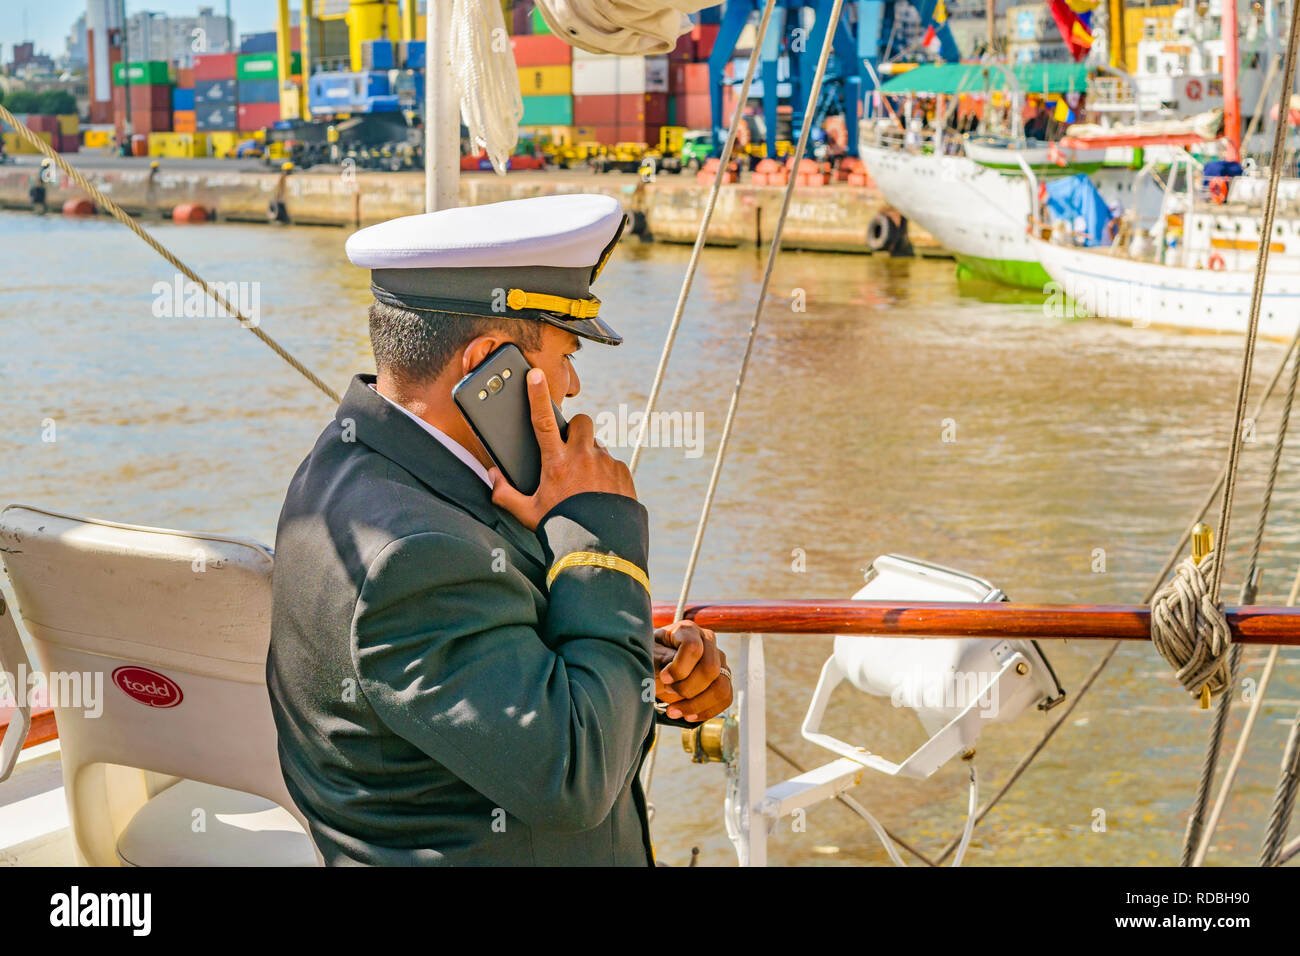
[535, 311, 622, 346]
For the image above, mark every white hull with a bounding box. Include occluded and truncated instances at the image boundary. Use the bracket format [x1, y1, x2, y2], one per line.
[1033, 238, 1300, 339]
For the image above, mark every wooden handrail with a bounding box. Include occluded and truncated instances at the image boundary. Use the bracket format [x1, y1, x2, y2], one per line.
[6, 601, 1299, 755]
[652, 600, 1300, 644]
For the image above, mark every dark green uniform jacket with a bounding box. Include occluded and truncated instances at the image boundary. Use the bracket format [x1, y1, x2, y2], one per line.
[266, 374, 656, 865]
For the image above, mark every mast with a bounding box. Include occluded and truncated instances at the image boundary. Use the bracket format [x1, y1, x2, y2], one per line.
[425, 0, 459, 212]
[1223, 0, 1242, 161]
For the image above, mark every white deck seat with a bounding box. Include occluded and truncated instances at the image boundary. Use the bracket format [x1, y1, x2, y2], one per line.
[0, 504, 321, 866]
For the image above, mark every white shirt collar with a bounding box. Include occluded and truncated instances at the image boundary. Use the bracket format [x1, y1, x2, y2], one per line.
[368, 383, 493, 489]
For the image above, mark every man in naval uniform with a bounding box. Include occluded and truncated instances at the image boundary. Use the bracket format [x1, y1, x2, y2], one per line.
[266, 194, 732, 865]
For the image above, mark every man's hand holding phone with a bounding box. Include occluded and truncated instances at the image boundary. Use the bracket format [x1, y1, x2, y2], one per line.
[489, 367, 637, 531]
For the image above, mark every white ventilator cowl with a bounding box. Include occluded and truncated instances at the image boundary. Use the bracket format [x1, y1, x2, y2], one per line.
[452, 0, 522, 175]
[534, 0, 704, 55]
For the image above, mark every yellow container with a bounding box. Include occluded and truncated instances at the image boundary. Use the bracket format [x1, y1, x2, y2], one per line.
[147, 132, 171, 157]
[83, 128, 112, 148]
[280, 87, 302, 121]
[345, 2, 402, 72]
[5, 130, 53, 154]
[209, 131, 239, 157]
[148, 132, 211, 158]
[57, 113, 79, 136]
[517, 65, 572, 96]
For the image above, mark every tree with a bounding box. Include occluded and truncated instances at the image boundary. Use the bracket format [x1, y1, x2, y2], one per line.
[36, 90, 77, 115]
[3, 90, 40, 113]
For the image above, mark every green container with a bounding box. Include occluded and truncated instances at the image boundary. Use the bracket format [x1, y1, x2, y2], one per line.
[531, 8, 552, 35]
[113, 60, 172, 86]
[237, 52, 302, 80]
[520, 94, 572, 126]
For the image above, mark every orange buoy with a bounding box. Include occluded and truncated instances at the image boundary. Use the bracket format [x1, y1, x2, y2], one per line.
[61, 198, 95, 217]
[1208, 253, 1226, 271]
[171, 204, 209, 223]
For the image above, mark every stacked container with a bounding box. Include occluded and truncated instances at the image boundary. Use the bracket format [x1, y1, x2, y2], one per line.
[194, 53, 238, 132]
[173, 86, 196, 133]
[513, 35, 573, 128]
[113, 60, 173, 136]
[236, 51, 301, 130]
[572, 52, 668, 144]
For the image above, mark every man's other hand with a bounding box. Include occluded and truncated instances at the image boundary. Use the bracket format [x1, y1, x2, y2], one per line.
[653, 621, 731, 722]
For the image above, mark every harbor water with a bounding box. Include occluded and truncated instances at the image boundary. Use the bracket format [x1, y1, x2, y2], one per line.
[4, 209, 1300, 866]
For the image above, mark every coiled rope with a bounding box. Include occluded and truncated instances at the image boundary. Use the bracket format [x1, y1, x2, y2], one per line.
[0, 103, 340, 404]
[1150, 551, 1234, 701]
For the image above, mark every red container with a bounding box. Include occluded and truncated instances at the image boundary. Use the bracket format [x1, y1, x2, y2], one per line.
[669, 32, 696, 61]
[193, 52, 237, 80]
[683, 62, 711, 95]
[132, 109, 173, 133]
[510, 34, 571, 66]
[574, 93, 618, 125]
[589, 123, 619, 144]
[130, 84, 172, 111]
[643, 93, 668, 125]
[678, 93, 712, 129]
[237, 102, 280, 130]
[692, 23, 720, 60]
[615, 122, 661, 145]
[26, 114, 58, 133]
[89, 101, 112, 124]
[57, 132, 80, 153]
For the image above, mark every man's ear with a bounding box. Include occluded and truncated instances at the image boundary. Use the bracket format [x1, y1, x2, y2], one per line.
[460, 335, 508, 376]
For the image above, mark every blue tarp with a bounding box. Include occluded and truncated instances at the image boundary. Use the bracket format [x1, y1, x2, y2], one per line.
[1044, 174, 1113, 247]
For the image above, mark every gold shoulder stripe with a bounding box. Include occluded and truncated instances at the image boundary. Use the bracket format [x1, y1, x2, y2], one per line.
[547, 550, 650, 594]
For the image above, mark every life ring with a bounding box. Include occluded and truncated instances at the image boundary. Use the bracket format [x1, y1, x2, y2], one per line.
[1186, 78, 1203, 101]
[867, 212, 900, 252]
[1208, 177, 1229, 203]
[1208, 252, 1226, 271]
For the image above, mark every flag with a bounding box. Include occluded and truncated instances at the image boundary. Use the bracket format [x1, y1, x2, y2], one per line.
[922, 25, 941, 55]
[1052, 97, 1075, 123]
[1048, 0, 1094, 62]
[933, 0, 948, 24]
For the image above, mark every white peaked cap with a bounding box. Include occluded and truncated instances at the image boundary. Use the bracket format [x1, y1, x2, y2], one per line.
[346, 194, 630, 345]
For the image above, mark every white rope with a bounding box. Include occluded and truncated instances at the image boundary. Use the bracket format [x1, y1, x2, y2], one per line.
[950, 761, 979, 868]
[1150, 552, 1234, 700]
[629, 0, 780, 476]
[452, 0, 522, 174]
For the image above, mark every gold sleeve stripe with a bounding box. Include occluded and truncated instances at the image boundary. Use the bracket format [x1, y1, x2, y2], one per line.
[546, 550, 650, 594]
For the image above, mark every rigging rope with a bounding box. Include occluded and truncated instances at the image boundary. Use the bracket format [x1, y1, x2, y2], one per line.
[0, 104, 340, 404]
[1261, 715, 1300, 865]
[1150, 551, 1234, 700]
[932, 326, 1300, 865]
[671, 0, 848, 621]
[1187, 343, 1300, 866]
[634, 0, 780, 802]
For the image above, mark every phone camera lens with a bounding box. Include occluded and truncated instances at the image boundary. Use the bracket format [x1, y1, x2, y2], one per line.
[487, 375, 504, 394]
[501, 368, 512, 379]
[477, 389, 488, 401]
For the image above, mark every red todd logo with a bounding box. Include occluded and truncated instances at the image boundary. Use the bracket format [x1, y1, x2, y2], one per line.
[112, 667, 183, 708]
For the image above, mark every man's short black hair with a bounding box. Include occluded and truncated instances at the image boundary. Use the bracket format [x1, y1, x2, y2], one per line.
[368, 300, 545, 386]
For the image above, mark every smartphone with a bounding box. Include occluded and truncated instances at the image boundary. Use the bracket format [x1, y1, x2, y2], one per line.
[453, 343, 568, 496]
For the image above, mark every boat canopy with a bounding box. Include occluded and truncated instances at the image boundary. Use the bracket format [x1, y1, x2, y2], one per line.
[880, 62, 1088, 96]
[1043, 174, 1113, 247]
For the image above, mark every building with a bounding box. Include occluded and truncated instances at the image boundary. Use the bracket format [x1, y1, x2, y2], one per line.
[66, 13, 89, 70]
[125, 6, 234, 68]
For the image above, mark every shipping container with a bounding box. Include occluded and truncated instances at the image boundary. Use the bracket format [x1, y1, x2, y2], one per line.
[127, 109, 173, 134]
[195, 79, 238, 104]
[113, 60, 171, 86]
[677, 93, 712, 129]
[511, 34, 572, 67]
[209, 131, 240, 156]
[400, 40, 426, 69]
[643, 93, 668, 125]
[531, 6, 551, 34]
[240, 31, 278, 54]
[172, 87, 196, 111]
[573, 55, 667, 95]
[693, 23, 721, 60]
[2, 130, 53, 154]
[237, 79, 280, 104]
[173, 110, 197, 133]
[57, 114, 79, 136]
[195, 104, 238, 131]
[193, 54, 237, 81]
[521, 94, 573, 125]
[237, 52, 301, 81]
[586, 123, 663, 145]
[237, 102, 280, 130]
[362, 40, 395, 71]
[129, 85, 172, 112]
[518, 65, 571, 96]
[669, 33, 696, 61]
[149, 131, 210, 158]
[573, 93, 652, 125]
[83, 128, 113, 148]
[57, 132, 80, 153]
